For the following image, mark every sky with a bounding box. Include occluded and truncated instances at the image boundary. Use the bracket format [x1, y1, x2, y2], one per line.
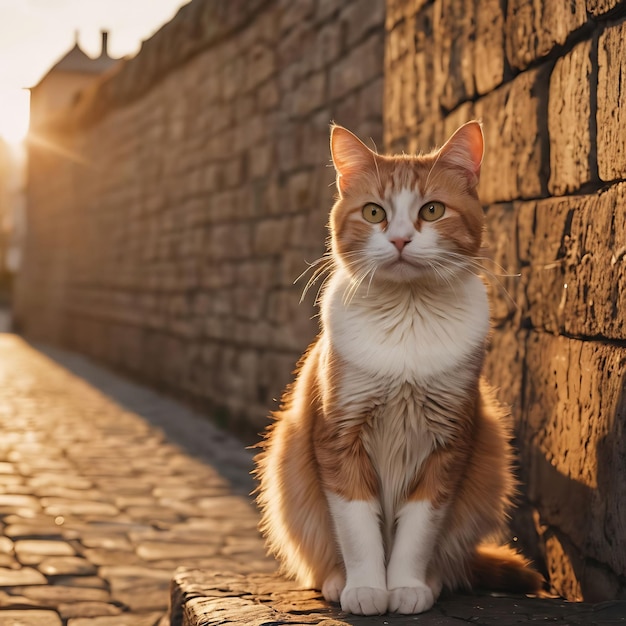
[0, 0, 191, 143]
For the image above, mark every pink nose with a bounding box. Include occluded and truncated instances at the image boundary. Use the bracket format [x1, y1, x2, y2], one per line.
[391, 238, 411, 252]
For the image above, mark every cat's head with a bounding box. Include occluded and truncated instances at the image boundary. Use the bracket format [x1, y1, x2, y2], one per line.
[328, 122, 484, 285]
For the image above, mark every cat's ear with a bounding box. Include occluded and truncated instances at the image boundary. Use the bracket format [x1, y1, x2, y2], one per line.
[437, 121, 484, 187]
[330, 125, 377, 195]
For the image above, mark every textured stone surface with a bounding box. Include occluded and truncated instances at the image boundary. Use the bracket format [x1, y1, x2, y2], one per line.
[505, 0, 588, 70]
[548, 40, 593, 195]
[587, 0, 625, 15]
[436, 0, 476, 111]
[16, 0, 384, 439]
[521, 333, 626, 599]
[475, 68, 547, 204]
[170, 569, 626, 626]
[522, 184, 626, 340]
[384, 0, 626, 602]
[15, 0, 626, 609]
[0, 567, 47, 585]
[474, 0, 506, 95]
[0, 610, 63, 625]
[597, 20, 626, 181]
[0, 335, 275, 625]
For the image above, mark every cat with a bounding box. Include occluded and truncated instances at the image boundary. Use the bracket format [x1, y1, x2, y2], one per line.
[254, 121, 543, 615]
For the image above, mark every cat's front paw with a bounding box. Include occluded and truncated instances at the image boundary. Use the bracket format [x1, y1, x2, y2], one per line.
[388, 583, 434, 614]
[322, 569, 345, 603]
[340, 586, 388, 615]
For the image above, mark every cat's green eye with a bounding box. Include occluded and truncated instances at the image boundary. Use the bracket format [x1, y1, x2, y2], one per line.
[362, 203, 386, 224]
[419, 201, 445, 222]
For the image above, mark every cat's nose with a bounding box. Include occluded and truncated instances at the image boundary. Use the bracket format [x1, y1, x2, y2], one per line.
[391, 238, 411, 252]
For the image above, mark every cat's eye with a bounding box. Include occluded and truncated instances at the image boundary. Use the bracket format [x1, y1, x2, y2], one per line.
[362, 203, 386, 224]
[419, 201, 445, 222]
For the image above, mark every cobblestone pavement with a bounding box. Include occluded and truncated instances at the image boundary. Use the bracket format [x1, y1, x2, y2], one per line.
[0, 334, 275, 625]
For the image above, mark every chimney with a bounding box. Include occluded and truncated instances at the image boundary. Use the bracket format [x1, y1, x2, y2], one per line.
[100, 30, 109, 58]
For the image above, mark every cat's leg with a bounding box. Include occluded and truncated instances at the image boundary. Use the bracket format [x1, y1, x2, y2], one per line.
[326, 492, 388, 615]
[321, 566, 345, 603]
[386, 500, 445, 614]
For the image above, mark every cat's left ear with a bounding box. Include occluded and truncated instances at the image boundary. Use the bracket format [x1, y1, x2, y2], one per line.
[437, 121, 484, 187]
[330, 124, 377, 196]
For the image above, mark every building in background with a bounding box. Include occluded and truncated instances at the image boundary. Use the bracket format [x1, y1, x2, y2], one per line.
[29, 31, 118, 131]
[0, 31, 120, 323]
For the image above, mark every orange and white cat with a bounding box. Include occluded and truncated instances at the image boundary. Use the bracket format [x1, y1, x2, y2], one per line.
[255, 121, 543, 615]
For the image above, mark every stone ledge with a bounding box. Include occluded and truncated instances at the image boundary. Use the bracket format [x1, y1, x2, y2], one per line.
[168, 568, 626, 626]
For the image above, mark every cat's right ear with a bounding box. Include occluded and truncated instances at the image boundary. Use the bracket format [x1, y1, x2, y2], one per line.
[330, 125, 377, 196]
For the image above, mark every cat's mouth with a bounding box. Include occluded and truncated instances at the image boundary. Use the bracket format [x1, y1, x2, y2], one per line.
[383, 255, 430, 279]
[389, 254, 422, 268]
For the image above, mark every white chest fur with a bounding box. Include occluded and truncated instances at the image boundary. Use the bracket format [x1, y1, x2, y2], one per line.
[320, 269, 490, 385]
[320, 269, 490, 541]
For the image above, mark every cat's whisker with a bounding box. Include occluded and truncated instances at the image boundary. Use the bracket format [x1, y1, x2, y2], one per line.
[427, 261, 460, 298]
[444, 251, 520, 278]
[365, 265, 378, 297]
[298, 252, 368, 303]
[304, 253, 371, 306]
[314, 272, 335, 306]
[432, 254, 519, 311]
[342, 261, 375, 306]
[299, 260, 335, 303]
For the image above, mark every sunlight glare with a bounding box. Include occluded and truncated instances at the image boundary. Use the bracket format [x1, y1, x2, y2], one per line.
[0, 88, 30, 145]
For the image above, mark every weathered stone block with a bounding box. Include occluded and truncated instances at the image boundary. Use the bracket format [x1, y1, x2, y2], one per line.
[386, 0, 429, 30]
[253, 219, 290, 256]
[256, 79, 279, 111]
[246, 44, 276, 92]
[292, 72, 327, 117]
[384, 5, 437, 148]
[522, 332, 626, 592]
[169, 568, 622, 626]
[436, 0, 476, 111]
[329, 32, 383, 101]
[0, 611, 62, 626]
[548, 39, 593, 195]
[475, 68, 547, 204]
[474, 0, 505, 95]
[208, 223, 252, 261]
[341, 0, 386, 47]
[523, 183, 626, 340]
[279, 0, 315, 33]
[505, 0, 588, 70]
[311, 20, 342, 71]
[597, 20, 626, 182]
[587, 0, 624, 15]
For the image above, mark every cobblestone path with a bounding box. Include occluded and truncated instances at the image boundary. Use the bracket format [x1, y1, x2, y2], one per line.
[0, 335, 275, 626]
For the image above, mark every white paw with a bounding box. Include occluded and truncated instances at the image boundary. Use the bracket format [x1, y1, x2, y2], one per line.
[340, 586, 388, 615]
[388, 583, 434, 614]
[322, 569, 345, 603]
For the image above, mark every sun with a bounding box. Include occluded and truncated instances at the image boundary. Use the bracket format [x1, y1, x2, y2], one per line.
[0, 88, 30, 145]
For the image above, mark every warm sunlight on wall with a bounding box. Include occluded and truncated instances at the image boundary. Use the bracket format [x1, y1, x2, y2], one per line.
[0, 88, 30, 145]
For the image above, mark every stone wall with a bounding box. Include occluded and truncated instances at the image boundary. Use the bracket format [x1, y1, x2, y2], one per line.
[385, 0, 626, 601]
[15, 0, 385, 436]
[17, 0, 626, 604]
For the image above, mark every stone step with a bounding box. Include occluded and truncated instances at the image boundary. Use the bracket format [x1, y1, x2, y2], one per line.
[169, 568, 626, 626]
